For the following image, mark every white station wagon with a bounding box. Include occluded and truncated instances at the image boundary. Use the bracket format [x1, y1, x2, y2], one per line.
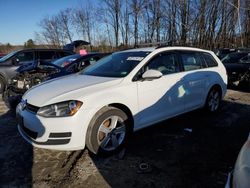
[17, 47, 227, 154]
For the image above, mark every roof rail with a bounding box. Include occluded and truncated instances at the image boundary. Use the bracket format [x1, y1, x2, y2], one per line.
[136, 40, 173, 48]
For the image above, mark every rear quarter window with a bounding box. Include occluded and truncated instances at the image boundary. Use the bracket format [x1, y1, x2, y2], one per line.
[201, 53, 218, 67]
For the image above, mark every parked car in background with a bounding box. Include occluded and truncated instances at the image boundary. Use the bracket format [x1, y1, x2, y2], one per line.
[16, 46, 227, 155]
[214, 48, 237, 59]
[215, 48, 250, 59]
[0, 49, 74, 94]
[5, 52, 109, 108]
[0, 52, 6, 58]
[222, 52, 250, 86]
[225, 133, 250, 188]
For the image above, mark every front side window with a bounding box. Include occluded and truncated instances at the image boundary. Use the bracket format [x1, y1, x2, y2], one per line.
[83, 51, 150, 78]
[16, 51, 34, 62]
[180, 52, 203, 71]
[145, 52, 179, 75]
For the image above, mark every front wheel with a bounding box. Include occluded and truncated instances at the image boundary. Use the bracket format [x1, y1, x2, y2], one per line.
[0, 77, 6, 94]
[205, 87, 221, 113]
[86, 107, 128, 155]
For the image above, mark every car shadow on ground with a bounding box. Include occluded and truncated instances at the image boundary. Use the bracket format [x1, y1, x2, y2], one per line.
[0, 110, 33, 187]
[228, 84, 250, 93]
[78, 100, 250, 188]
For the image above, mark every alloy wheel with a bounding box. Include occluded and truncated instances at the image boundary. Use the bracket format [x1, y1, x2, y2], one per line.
[97, 115, 126, 151]
[208, 90, 220, 112]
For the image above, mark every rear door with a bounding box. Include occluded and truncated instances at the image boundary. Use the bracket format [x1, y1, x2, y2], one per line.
[178, 51, 207, 110]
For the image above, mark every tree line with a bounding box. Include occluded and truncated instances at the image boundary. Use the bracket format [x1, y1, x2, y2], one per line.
[35, 0, 250, 50]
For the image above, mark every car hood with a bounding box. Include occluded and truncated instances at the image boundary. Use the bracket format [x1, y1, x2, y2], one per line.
[23, 74, 122, 106]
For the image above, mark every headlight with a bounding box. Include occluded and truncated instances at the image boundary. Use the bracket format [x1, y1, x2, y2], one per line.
[37, 100, 83, 117]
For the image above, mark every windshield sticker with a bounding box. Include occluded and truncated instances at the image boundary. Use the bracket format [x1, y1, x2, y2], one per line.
[126, 57, 144, 61]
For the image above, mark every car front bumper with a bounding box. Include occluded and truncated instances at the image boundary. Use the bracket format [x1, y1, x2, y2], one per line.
[16, 102, 95, 151]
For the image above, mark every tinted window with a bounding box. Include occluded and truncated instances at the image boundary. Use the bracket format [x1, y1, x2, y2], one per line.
[221, 52, 248, 64]
[57, 51, 73, 58]
[146, 53, 179, 75]
[180, 52, 203, 71]
[16, 51, 34, 62]
[52, 54, 80, 67]
[39, 51, 56, 61]
[240, 54, 250, 63]
[83, 51, 150, 78]
[202, 53, 218, 67]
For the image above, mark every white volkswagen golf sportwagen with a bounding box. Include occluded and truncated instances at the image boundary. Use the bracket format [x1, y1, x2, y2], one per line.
[17, 47, 227, 154]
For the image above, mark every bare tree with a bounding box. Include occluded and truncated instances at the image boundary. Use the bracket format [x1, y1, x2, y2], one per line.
[103, 0, 121, 47]
[72, 2, 94, 48]
[38, 16, 64, 47]
[130, 0, 145, 47]
[57, 8, 74, 43]
[120, 0, 130, 46]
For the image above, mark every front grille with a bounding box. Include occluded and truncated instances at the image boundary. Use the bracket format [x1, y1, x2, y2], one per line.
[26, 103, 39, 114]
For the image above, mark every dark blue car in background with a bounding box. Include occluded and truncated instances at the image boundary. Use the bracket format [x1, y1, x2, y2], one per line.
[4, 52, 110, 108]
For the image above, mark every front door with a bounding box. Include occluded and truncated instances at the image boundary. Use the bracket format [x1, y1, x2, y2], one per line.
[136, 52, 187, 128]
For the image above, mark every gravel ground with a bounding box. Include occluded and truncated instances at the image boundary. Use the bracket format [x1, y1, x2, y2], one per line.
[0, 89, 250, 188]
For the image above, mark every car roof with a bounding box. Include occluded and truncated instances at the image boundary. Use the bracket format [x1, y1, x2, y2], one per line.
[123, 47, 156, 52]
[121, 46, 212, 53]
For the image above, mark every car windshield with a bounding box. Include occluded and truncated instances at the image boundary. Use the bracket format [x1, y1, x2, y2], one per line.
[82, 51, 150, 78]
[221, 53, 248, 63]
[52, 54, 81, 67]
[0, 50, 18, 62]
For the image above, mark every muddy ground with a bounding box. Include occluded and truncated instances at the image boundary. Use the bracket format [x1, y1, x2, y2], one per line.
[0, 89, 250, 188]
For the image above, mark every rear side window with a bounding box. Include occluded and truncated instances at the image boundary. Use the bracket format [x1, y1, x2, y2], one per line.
[201, 53, 218, 67]
[38, 51, 56, 61]
[180, 52, 204, 71]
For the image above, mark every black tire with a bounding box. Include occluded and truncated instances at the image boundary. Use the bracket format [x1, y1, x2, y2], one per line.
[204, 86, 221, 113]
[86, 106, 129, 155]
[0, 77, 6, 94]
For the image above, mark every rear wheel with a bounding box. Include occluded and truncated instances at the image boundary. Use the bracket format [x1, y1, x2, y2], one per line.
[86, 107, 128, 155]
[205, 87, 221, 113]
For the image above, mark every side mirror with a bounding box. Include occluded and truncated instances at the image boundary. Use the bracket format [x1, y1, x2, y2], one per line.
[142, 69, 163, 80]
[12, 58, 19, 65]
